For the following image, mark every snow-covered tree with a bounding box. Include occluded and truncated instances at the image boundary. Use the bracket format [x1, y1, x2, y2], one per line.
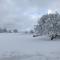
[34, 12, 60, 36]
[0, 28, 8, 33]
[13, 29, 18, 33]
[3, 28, 8, 33]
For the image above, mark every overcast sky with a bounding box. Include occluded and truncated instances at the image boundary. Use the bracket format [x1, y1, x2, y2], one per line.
[0, 0, 60, 31]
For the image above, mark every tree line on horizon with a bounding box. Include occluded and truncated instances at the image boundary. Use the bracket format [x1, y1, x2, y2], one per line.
[0, 28, 18, 33]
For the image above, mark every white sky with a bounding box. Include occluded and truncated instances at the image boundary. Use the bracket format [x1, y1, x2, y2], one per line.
[0, 0, 60, 31]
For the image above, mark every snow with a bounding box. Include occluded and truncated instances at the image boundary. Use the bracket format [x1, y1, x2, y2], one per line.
[0, 33, 60, 60]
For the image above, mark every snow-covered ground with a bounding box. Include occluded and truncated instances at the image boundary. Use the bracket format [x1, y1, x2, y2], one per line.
[0, 33, 60, 60]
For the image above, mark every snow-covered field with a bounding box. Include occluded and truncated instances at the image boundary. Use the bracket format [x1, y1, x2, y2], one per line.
[0, 33, 60, 60]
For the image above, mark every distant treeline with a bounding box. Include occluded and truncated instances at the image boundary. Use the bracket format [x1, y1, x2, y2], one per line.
[0, 28, 18, 33]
